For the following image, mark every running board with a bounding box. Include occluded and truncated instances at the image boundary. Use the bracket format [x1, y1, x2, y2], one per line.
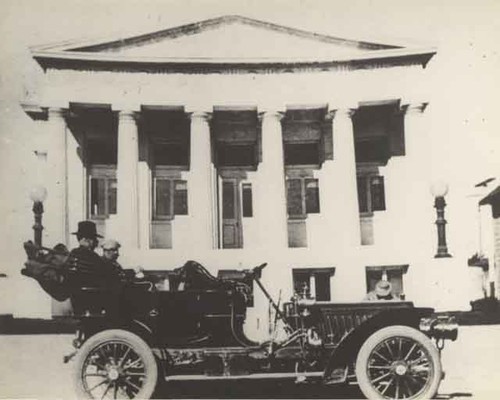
[165, 371, 324, 381]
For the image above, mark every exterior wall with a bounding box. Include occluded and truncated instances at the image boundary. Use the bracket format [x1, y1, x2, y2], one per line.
[494, 213, 500, 298]
[12, 55, 484, 337]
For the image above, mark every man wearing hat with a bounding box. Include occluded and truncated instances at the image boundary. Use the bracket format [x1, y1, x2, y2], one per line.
[363, 279, 397, 301]
[69, 221, 121, 288]
[70, 221, 103, 265]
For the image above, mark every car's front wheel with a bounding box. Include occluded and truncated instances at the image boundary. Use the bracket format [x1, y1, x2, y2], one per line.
[73, 329, 158, 399]
[355, 325, 442, 399]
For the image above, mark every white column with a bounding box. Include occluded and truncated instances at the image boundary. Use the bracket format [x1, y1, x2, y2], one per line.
[331, 108, 361, 249]
[258, 110, 288, 249]
[45, 108, 68, 245]
[318, 112, 337, 248]
[116, 110, 139, 248]
[137, 127, 151, 250]
[189, 111, 214, 250]
[66, 119, 85, 249]
[399, 102, 433, 251]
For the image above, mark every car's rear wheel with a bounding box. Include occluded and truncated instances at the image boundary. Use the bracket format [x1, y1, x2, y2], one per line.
[73, 329, 158, 399]
[355, 325, 442, 399]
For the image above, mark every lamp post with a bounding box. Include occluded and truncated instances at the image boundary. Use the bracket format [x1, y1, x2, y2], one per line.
[430, 181, 452, 258]
[29, 185, 47, 247]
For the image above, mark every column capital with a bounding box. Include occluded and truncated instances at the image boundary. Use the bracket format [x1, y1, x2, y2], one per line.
[188, 111, 212, 122]
[117, 110, 138, 123]
[328, 107, 357, 120]
[403, 102, 428, 115]
[258, 110, 285, 122]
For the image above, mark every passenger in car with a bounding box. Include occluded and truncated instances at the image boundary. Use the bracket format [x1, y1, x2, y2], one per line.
[101, 239, 125, 275]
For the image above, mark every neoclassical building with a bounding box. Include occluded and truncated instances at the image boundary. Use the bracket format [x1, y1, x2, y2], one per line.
[21, 15, 475, 334]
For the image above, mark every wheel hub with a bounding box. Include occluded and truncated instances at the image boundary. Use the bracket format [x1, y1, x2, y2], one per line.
[107, 366, 120, 381]
[393, 361, 408, 376]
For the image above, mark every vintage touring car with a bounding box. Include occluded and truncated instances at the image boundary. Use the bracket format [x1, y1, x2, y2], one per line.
[22, 241, 458, 399]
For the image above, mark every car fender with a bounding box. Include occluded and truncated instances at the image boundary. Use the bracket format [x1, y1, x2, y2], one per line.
[323, 307, 423, 381]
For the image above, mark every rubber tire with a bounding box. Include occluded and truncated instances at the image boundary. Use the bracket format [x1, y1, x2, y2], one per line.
[355, 325, 442, 400]
[73, 329, 158, 399]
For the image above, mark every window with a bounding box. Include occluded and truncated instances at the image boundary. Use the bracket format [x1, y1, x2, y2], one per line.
[88, 166, 116, 219]
[153, 178, 188, 220]
[286, 178, 320, 218]
[242, 183, 253, 217]
[365, 265, 409, 300]
[357, 175, 385, 213]
[293, 268, 335, 301]
[86, 133, 117, 220]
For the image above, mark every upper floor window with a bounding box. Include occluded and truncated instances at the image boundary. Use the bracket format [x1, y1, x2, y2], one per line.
[357, 175, 385, 214]
[86, 135, 117, 220]
[153, 177, 188, 220]
[88, 166, 117, 219]
[286, 178, 320, 218]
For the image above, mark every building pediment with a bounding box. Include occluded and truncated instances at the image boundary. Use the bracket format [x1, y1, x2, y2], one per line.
[31, 15, 435, 72]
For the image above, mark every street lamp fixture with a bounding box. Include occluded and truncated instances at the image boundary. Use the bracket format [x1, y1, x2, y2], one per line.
[29, 185, 47, 247]
[430, 181, 452, 258]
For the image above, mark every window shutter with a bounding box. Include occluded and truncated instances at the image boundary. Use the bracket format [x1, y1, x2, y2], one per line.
[389, 111, 405, 156]
[90, 178, 107, 216]
[155, 179, 172, 218]
[222, 181, 236, 219]
[357, 176, 369, 213]
[305, 178, 320, 214]
[173, 180, 188, 215]
[315, 272, 331, 301]
[370, 176, 386, 211]
[287, 179, 304, 217]
[108, 179, 117, 215]
[322, 120, 334, 161]
[242, 183, 253, 217]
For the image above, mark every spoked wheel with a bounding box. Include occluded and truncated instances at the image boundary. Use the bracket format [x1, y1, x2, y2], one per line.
[355, 325, 442, 400]
[73, 329, 158, 399]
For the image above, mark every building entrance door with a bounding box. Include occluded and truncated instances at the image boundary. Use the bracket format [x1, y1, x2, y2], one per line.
[221, 179, 243, 248]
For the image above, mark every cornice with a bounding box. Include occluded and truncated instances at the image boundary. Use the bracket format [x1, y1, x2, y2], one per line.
[34, 48, 435, 75]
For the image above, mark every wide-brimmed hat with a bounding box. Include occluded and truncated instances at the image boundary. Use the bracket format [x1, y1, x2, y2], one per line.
[102, 239, 121, 250]
[71, 221, 103, 239]
[375, 280, 392, 297]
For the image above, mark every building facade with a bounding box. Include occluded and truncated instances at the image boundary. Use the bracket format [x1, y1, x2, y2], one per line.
[19, 15, 482, 337]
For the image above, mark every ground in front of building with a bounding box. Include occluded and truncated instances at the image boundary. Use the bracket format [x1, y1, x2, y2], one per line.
[0, 326, 499, 399]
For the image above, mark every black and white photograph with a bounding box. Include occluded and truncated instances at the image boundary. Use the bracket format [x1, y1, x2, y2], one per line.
[0, 0, 499, 399]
